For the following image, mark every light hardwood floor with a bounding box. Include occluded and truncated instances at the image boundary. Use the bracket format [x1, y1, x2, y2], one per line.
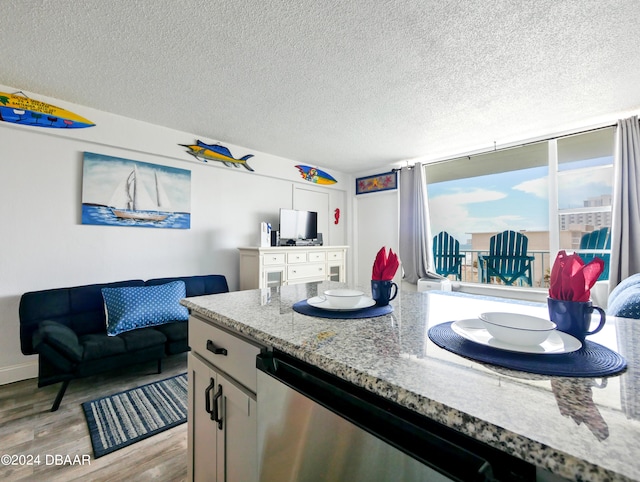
[0, 354, 188, 482]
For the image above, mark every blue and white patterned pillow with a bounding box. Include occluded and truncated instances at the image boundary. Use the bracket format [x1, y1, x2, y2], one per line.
[608, 285, 640, 320]
[102, 281, 189, 336]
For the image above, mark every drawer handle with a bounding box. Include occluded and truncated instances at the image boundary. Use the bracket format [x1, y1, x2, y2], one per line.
[205, 377, 216, 420]
[212, 384, 223, 430]
[207, 340, 228, 356]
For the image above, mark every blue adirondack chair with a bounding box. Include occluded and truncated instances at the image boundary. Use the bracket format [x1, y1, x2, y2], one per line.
[432, 231, 465, 280]
[579, 227, 611, 281]
[478, 230, 535, 286]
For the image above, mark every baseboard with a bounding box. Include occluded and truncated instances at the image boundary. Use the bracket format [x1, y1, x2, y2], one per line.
[0, 360, 38, 386]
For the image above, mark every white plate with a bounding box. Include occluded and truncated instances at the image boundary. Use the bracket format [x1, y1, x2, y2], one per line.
[451, 318, 582, 354]
[307, 296, 376, 311]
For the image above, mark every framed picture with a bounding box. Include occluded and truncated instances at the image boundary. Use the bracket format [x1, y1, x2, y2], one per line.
[81, 152, 191, 229]
[355, 171, 397, 195]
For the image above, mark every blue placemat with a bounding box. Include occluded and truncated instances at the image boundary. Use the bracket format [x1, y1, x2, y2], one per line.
[293, 300, 393, 319]
[428, 322, 627, 377]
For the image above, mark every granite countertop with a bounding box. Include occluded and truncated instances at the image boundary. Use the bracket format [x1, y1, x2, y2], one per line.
[181, 282, 640, 482]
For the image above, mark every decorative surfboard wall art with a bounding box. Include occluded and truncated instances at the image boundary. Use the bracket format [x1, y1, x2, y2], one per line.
[295, 165, 337, 185]
[179, 140, 255, 171]
[0, 91, 95, 129]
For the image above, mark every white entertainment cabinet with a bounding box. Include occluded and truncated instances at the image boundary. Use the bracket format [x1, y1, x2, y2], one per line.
[238, 246, 349, 290]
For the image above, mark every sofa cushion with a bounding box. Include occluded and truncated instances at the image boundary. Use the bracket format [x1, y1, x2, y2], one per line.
[77, 329, 166, 362]
[153, 321, 187, 342]
[146, 275, 229, 297]
[79, 334, 128, 360]
[102, 281, 189, 336]
[118, 328, 167, 352]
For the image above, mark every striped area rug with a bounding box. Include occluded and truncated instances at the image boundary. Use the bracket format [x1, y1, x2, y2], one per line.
[82, 373, 187, 458]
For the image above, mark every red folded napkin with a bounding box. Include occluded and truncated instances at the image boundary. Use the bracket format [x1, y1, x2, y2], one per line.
[372, 247, 400, 281]
[549, 250, 604, 302]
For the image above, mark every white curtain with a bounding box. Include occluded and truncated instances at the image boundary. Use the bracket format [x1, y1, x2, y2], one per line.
[610, 115, 640, 292]
[398, 164, 440, 283]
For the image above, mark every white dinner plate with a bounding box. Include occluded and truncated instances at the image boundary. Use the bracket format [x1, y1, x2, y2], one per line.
[451, 318, 582, 354]
[307, 296, 376, 311]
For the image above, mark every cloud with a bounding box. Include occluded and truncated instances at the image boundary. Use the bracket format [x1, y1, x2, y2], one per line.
[513, 176, 548, 199]
[429, 188, 509, 242]
[431, 188, 507, 205]
[560, 168, 613, 187]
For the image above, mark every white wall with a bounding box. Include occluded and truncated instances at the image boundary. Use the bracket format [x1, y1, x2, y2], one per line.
[0, 85, 349, 384]
[353, 182, 400, 287]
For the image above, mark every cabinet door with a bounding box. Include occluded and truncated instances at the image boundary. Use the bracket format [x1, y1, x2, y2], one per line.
[188, 353, 219, 482]
[189, 353, 258, 482]
[328, 262, 343, 282]
[263, 267, 285, 288]
[218, 371, 258, 482]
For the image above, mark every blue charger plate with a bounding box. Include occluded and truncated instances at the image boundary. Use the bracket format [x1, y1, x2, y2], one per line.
[428, 321, 627, 377]
[293, 300, 393, 319]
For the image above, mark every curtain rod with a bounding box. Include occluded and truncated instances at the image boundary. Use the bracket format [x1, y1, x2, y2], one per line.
[393, 122, 618, 171]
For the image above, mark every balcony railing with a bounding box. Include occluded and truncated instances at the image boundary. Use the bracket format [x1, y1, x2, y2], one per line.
[450, 249, 610, 288]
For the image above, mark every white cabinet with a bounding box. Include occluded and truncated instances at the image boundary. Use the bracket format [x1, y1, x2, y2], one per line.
[187, 315, 263, 481]
[238, 246, 348, 290]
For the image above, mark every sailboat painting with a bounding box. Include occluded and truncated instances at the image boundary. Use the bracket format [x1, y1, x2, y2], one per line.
[82, 152, 191, 229]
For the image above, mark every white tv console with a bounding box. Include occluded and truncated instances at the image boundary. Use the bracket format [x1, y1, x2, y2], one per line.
[238, 246, 349, 290]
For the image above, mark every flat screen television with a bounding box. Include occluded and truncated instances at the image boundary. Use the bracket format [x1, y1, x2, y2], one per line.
[279, 208, 318, 240]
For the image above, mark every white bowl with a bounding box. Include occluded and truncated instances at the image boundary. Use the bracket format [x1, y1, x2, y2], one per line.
[478, 312, 556, 346]
[323, 289, 365, 309]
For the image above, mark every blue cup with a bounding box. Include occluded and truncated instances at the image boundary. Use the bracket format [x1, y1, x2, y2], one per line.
[547, 297, 606, 343]
[371, 280, 398, 307]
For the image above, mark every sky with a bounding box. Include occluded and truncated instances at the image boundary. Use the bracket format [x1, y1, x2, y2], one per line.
[428, 157, 613, 245]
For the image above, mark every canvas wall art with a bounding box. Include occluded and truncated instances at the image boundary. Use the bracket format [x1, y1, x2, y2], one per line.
[356, 171, 397, 194]
[82, 152, 191, 229]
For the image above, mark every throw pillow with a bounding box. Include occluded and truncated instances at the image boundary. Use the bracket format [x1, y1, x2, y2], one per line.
[607, 285, 640, 319]
[102, 281, 189, 336]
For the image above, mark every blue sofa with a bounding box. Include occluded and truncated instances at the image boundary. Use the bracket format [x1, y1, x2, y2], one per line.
[19, 274, 229, 411]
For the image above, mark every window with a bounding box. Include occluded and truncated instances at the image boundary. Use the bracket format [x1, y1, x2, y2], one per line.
[426, 127, 614, 287]
[556, 129, 614, 253]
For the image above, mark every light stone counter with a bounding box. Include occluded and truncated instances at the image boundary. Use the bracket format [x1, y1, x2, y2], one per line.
[181, 282, 640, 481]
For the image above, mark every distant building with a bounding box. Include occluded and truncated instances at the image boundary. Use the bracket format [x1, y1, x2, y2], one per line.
[558, 194, 611, 231]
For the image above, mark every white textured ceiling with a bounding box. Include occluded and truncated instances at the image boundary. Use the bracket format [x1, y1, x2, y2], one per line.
[2, 0, 639, 173]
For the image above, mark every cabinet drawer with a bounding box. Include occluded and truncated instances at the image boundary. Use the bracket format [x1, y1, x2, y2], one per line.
[263, 253, 286, 265]
[189, 316, 262, 392]
[288, 263, 326, 280]
[308, 251, 326, 262]
[287, 251, 308, 264]
[327, 250, 344, 261]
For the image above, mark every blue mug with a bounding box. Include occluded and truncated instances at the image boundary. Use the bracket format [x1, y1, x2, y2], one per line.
[547, 297, 606, 343]
[371, 280, 398, 307]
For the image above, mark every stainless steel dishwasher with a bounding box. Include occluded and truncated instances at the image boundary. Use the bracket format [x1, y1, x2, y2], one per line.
[256, 351, 535, 482]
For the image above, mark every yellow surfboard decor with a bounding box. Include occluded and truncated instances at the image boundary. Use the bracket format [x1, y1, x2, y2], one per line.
[0, 91, 95, 129]
[295, 165, 337, 185]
